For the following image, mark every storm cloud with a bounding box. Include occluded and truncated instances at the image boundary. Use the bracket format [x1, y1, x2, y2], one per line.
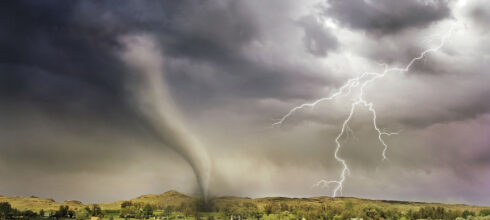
[298, 15, 339, 57]
[323, 0, 452, 35]
[0, 0, 489, 205]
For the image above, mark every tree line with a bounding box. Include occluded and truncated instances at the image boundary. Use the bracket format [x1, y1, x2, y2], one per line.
[0, 202, 104, 220]
[1, 200, 489, 220]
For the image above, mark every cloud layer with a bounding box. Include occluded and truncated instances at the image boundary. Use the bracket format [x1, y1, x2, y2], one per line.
[0, 0, 489, 205]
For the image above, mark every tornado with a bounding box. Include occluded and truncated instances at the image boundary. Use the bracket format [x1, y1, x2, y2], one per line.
[118, 34, 211, 200]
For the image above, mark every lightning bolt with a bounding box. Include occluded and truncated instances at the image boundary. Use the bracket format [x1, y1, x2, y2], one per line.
[274, 26, 455, 197]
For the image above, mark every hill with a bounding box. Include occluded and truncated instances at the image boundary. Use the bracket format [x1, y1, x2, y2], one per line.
[1, 191, 488, 214]
[213, 195, 487, 214]
[99, 190, 196, 210]
[0, 195, 85, 212]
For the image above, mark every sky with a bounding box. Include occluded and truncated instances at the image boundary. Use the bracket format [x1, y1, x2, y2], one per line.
[1, 0, 490, 205]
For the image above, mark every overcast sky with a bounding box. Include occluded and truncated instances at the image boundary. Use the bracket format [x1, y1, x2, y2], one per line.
[1, 0, 490, 205]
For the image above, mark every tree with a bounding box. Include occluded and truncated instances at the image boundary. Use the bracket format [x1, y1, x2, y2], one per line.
[385, 208, 401, 220]
[40, 209, 45, 217]
[121, 206, 138, 218]
[164, 205, 173, 217]
[480, 209, 490, 216]
[10, 208, 19, 218]
[446, 210, 462, 220]
[121, 201, 132, 208]
[434, 207, 445, 219]
[463, 210, 476, 218]
[243, 202, 260, 219]
[56, 205, 70, 219]
[91, 204, 102, 217]
[68, 210, 75, 218]
[223, 203, 234, 217]
[362, 206, 379, 220]
[0, 202, 11, 219]
[20, 210, 37, 218]
[264, 203, 274, 216]
[143, 204, 153, 219]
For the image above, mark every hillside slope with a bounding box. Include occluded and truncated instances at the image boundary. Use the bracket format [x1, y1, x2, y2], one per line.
[0, 195, 85, 212]
[1, 191, 488, 213]
[99, 190, 196, 210]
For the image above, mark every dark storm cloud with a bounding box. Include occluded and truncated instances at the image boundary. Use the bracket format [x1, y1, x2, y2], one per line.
[323, 0, 452, 35]
[297, 15, 339, 57]
[0, 1, 131, 118]
[1, 0, 331, 113]
[2, 0, 490, 205]
[151, 1, 332, 106]
[0, 0, 331, 188]
[0, 0, 322, 116]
